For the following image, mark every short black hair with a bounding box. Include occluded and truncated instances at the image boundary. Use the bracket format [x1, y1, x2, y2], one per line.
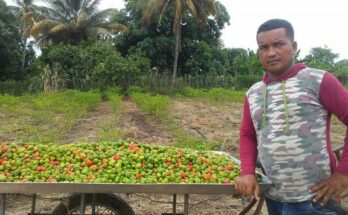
[257, 19, 294, 41]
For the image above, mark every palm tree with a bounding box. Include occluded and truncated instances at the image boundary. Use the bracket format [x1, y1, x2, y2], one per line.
[25, 0, 126, 46]
[142, 0, 217, 89]
[10, 0, 43, 73]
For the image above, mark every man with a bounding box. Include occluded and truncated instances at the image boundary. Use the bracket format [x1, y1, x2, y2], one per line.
[235, 18, 348, 214]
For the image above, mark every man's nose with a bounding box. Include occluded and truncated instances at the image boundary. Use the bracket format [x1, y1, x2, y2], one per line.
[267, 47, 277, 57]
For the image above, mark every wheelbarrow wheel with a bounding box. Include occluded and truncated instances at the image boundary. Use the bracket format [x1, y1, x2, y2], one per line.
[52, 193, 135, 215]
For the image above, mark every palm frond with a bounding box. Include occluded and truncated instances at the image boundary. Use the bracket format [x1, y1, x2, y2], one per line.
[76, 12, 87, 27]
[173, 0, 182, 34]
[84, 0, 101, 14]
[15, 0, 25, 7]
[72, 0, 83, 14]
[105, 23, 127, 32]
[8, 5, 21, 16]
[85, 27, 111, 37]
[21, 11, 43, 22]
[48, 23, 68, 33]
[36, 35, 50, 47]
[192, 0, 216, 26]
[29, 19, 61, 38]
[185, 0, 197, 17]
[23, 0, 34, 7]
[191, 0, 206, 25]
[65, 0, 77, 15]
[195, 0, 216, 15]
[48, 0, 73, 19]
[79, 0, 91, 13]
[23, 25, 34, 37]
[157, 0, 170, 27]
[86, 8, 117, 26]
[142, 0, 167, 26]
[38, 6, 69, 22]
[205, 0, 217, 16]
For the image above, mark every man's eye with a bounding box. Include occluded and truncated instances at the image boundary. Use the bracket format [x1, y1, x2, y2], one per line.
[259, 46, 267, 51]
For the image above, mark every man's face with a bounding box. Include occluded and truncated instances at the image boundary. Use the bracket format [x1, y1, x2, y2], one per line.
[257, 28, 297, 76]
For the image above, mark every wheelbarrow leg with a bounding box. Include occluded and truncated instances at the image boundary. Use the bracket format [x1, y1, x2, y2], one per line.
[184, 194, 189, 215]
[0, 194, 5, 215]
[172, 194, 177, 215]
[30, 194, 36, 215]
[92, 193, 96, 215]
[80, 193, 86, 215]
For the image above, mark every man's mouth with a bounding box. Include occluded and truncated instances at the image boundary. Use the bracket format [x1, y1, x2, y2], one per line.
[268, 60, 280, 64]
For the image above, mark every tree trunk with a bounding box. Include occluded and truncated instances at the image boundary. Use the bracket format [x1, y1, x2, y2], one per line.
[21, 37, 27, 74]
[171, 20, 181, 90]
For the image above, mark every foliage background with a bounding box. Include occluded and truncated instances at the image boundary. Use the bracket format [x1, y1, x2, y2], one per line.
[0, 0, 347, 94]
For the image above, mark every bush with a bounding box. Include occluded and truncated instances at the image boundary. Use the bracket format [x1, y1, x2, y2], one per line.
[235, 75, 260, 90]
[0, 80, 32, 95]
[38, 40, 151, 92]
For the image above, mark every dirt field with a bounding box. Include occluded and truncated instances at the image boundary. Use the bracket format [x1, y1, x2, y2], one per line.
[2, 97, 347, 215]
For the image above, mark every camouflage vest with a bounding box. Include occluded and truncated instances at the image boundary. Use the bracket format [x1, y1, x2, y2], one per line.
[247, 67, 331, 202]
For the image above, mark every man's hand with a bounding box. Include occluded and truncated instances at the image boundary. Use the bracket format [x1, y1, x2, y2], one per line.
[310, 172, 348, 205]
[235, 174, 260, 202]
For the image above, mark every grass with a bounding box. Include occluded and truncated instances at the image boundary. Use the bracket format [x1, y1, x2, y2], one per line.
[104, 88, 123, 111]
[97, 88, 124, 141]
[170, 129, 223, 151]
[0, 90, 101, 144]
[131, 92, 171, 118]
[175, 87, 245, 103]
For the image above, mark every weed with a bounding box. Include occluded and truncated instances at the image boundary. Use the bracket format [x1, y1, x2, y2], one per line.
[175, 87, 245, 103]
[0, 90, 101, 143]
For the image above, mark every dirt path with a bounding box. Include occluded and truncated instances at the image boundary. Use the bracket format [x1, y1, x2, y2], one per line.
[66, 102, 113, 143]
[66, 99, 173, 145]
[116, 98, 172, 146]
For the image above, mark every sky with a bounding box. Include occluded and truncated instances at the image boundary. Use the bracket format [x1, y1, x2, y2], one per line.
[5, 0, 348, 60]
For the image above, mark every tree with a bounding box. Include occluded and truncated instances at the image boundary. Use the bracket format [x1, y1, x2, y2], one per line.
[302, 47, 339, 71]
[0, 0, 22, 80]
[38, 39, 150, 91]
[333, 59, 348, 84]
[10, 0, 44, 74]
[233, 49, 262, 76]
[141, 0, 217, 89]
[184, 41, 213, 74]
[25, 0, 126, 46]
[112, 0, 229, 78]
[220, 48, 247, 76]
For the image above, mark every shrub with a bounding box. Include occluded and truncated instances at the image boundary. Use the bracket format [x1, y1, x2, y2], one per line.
[235, 75, 260, 90]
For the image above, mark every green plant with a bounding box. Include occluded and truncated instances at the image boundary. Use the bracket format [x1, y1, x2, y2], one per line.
[131, 92, 171, 118]
[235, 75, 260, 90]
[98, 123, 123, 142]
[176, 87, 245, 103]
[0, 90, 101, 144]
[171, 129, 222, 151]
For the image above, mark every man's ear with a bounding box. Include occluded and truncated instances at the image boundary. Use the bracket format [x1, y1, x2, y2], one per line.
[292, 41, 298, 54]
